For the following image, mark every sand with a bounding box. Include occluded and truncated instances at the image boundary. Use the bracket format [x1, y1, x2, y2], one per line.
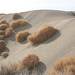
[0, 10, 75, 75]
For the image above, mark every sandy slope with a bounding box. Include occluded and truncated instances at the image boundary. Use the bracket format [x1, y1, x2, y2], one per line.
[0, 10, 75, 74]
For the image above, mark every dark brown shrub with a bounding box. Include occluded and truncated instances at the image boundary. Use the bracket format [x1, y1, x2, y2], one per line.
[0, 30, 5, 35]
[12, 13, 21, 19]
[10, 19, 28, 29]
[16, 30, 30, 42]
[0, 19, 7, 24]
[5, 28, 13, 37]
[0, 40, 5, 52]
[22, 54, 39, 69]
[0, 24, 8, 30]
[27, 24, 57, 44]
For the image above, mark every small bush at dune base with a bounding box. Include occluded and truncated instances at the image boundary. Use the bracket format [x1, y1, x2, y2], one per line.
[5, 28, 13, 37]
[0, 30, 5, 35]
[0, 19, 7, 24]
[12, 13, 21, 19]
[0, 35, 5, 40]
[50, 56, 75, 75]
[1, 52, 8, 57]
[16, 30, 30, 42]
[27, 24, 57, 45]
[22, 54, 39, 69]
[0, 24, 8, 30]
[10, 19, 28, 29]
[0, 40, 5, 52]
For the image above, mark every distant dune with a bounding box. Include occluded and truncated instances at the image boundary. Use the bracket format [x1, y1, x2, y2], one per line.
[0, 10, 75, 74]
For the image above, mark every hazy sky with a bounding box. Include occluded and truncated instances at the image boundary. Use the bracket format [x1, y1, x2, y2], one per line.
[0, 0, 75, 13]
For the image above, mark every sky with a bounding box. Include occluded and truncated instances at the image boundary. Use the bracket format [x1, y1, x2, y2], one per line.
[0, 0, 75, 13]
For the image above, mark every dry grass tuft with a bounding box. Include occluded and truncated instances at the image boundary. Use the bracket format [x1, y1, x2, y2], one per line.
[0, 35, 5, 40]
[0, 24, 8, 30]
[27, 24, 57, 44]
[22, 54, 39, 69]
[0, 19, 7, 24]
[16, 30, 30, 42]
[5, 28, 13, 37]
[10, 19, 28, 29]
[0, 40, 5, 52]
[0, 30, 5, 35]
[50, 56, 75, 75]
[1, 52, 8, 57]
[12, 13, 21, 19]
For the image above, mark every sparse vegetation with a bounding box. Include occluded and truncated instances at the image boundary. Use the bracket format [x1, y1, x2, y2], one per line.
[1, 52, 8, 57]
[12, 13, 21, 19]
[27, 24, 57, 44]
[5, 28, 13, 37]
[10, 19, 28, 29]
[0, 40, 5, 52]
[50, 56, 75, 75]
[16, 30, 30, 42]
[0, 24, 8, 30]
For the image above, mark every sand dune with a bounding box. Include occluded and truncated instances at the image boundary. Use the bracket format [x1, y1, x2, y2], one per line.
[0, 10, 75, 74]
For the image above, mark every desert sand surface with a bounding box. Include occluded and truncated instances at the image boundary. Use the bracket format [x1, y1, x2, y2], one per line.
[0, 10, 75, 74]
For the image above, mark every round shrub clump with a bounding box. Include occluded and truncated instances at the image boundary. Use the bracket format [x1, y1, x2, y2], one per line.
[16, 30, 30, 42]
[0, 24, 8, 30]
[1, 52, 8, 57]
[50, 56, 75, 75]
[0, 40, 5, 52]
[22, 54, 39, 69]
[0, 19, 7, 24]
[12, 13, 21, 19]
[10, 19, 28, 29]
[5, 28, 13, 37]
[0, 30, 5, 35]
[0, 35, 5, 40]
[27, 24, 57, 45]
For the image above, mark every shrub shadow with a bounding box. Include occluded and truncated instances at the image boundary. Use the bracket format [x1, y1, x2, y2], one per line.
[34, 30, 61, 47]
[28, 62, 46, 75]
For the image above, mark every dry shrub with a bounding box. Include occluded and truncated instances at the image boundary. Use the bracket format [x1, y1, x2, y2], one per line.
[12, 13, 21, 19]
[27, 24, 57, 44]
[0, 24, 8, 30]
[5, 28, 13, 37]
[22, 54, 39, 69]
[10, 19, 28, 29]
[16, 30, 30, 42]
[0, 40, 5, 52]
[1, 52, 8, 57]
[50, 56, 75, 75]
[0, 35, 5, 40]
[0, 30, 5, 35]
[0, 19, 7, 24]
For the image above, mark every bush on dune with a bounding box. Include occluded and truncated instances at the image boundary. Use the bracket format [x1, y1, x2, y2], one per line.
[50, 56, 75, 75]
[27, 24, 57, 45]
[0, 30, 5, 35]
[16, 30, 30, 42]
[5, 28, 13, 37]
[1, 52, 8, 57]
[0, 35, 5, 40]
[12, 13, 21, 19]
[0, 40, 5, 52]
[10, 19, 28, 29]
[0, 19, 7, 24]
[0, 24, 8, 30]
